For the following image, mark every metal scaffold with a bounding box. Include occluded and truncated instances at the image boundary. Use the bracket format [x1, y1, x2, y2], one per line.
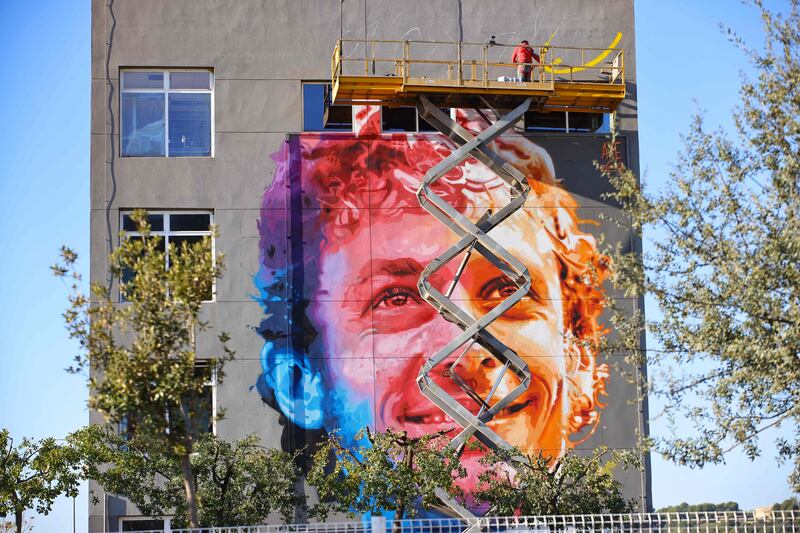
[329, 38, 628, 521]
[414, 95, 533, 520]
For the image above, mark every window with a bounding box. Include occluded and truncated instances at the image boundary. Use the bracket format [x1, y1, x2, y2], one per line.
[121, 70, 214, 157]
[524, 111, 609, 133]
[381, 106, 448, 133]
[120, 211, 215, 301]
[120, 518, 168, 531]
[382, 107, 417, 132]
[191, 361, 216, 436]
[302, 82, 353, 131]
[118, 361, 215, 440]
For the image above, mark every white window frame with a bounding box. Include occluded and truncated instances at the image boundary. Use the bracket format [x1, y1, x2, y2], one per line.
[120, 68, 215, 157]
[301, 81, 354, 132]
[117, 361, 217, 439]
[119, 210, 216, 302]
[194, 359, 219, 436]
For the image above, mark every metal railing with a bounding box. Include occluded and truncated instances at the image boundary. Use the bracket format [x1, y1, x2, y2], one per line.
[125, 510, 799, 533]
[331, 39, 624, 88]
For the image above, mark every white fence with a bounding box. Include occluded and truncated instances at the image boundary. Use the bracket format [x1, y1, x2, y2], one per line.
[128, 511, 800, 533]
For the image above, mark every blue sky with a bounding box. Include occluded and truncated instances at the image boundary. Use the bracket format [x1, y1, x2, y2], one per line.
[0, 1, 794, 531]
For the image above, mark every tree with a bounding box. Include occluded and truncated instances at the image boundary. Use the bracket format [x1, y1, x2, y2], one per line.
[657, 502, 740, 513]
[70, 426, 302, 527]
[53, 209, 234, 527]
[772, 497, 799, 511]
[307, 428, 466, 522]
[598, 1, 800, 492]
[0, 429, 82, 532]
[473, 446, 638, 515]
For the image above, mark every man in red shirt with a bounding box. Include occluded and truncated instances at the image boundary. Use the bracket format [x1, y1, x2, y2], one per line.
[511, 40, 540, 82]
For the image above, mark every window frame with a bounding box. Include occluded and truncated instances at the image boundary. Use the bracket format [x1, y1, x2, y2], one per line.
[379, 106, 451, 133]
[192, 359, 219, 436]
[523, 110, 610, 134]
[379, 106, 419, 133]
[301, 81, 354, 132]
[119, 210, 216, 302]
[117, 360, 217, 440]
[120, 68, 215, 158]
[119, 516, 172, 532]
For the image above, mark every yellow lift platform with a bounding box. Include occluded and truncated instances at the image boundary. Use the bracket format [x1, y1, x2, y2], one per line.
[330, 39, 625, 112]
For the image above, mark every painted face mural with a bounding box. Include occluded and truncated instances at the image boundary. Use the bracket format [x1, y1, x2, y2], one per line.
[254, 105, 610, 490]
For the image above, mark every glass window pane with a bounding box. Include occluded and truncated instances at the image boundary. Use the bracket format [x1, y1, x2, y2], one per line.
[418, 108, 448, 132]
[303, 83, 352, 131]
[170, 236, 213, 299]
[170, 235, 205, 254]
[324, 105, 353, 130]
[197, 383, 214, 434]
[382, 107, 417, 132]
[192, 363, 214, 434]
[121, 93, 165, 156]
[120, 236, 166, 291]
[302, 83, 325, 131]
[122, 213, 164, 232]
[122, 519, 165, 532]
[168, 93, 211, 157]
[524, 111, 567, 132]
[170, 213, 211, 232]
[568, 112, 604, 133]
[122, 71, 164, 90]
[170, 71, 211, 89]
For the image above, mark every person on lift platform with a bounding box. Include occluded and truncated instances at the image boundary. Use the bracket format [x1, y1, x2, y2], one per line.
[512, 39, 540, 82]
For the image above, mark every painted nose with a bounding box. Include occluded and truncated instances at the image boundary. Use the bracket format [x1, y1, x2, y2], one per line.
[438, 342, 500, 407]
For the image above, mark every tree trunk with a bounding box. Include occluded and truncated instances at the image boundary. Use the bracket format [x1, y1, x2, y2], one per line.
[180, 453, 201, 528]
[15, 508, 23, 533]
[392, 503, 405, 533]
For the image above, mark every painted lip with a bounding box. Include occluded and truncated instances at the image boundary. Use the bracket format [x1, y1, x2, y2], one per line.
[397, 397, 535, 425]
[380, 384, 545, 439]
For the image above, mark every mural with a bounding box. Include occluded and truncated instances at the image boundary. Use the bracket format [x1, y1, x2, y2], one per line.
[254, 105, 611, 490]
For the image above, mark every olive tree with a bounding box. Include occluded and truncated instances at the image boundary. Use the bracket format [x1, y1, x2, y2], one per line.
[599, 0, 800, 492]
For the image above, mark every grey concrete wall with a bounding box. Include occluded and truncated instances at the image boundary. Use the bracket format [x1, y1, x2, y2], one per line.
[90, 1, 645, 530]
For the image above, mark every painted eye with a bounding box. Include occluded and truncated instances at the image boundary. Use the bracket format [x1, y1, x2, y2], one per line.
[372, 287, 421, 309]
[481, 277, 522, 301]
[496, 284, 517, 298]
[477, 276, 542, 321]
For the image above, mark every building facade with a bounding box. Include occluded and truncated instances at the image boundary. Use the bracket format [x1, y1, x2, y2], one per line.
[90, 1, 650, 530]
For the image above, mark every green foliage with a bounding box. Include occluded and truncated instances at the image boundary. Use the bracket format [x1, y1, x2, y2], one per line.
[474, 446, 639, 515]
[307, 428, 466, 520]
[657, 502, 740, 513]
[69, 426, 182, 519]
[189, 433, 303, 526]
[54, 209, 233, 526]
[0, 429, 82, 532]
[772, 497, 800, 511]
[69, 426, 302, 526]
[598, 1, 800, 492]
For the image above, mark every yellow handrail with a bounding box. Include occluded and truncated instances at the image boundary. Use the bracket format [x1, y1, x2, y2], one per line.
[331, 38, 623, 88]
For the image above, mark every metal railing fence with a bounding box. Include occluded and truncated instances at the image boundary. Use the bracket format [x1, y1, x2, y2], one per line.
[126, 510, 799, 533]
[330, 39, 624, 87]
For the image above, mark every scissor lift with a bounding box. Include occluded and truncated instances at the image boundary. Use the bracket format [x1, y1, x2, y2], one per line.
[329, 38, 626, 522]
